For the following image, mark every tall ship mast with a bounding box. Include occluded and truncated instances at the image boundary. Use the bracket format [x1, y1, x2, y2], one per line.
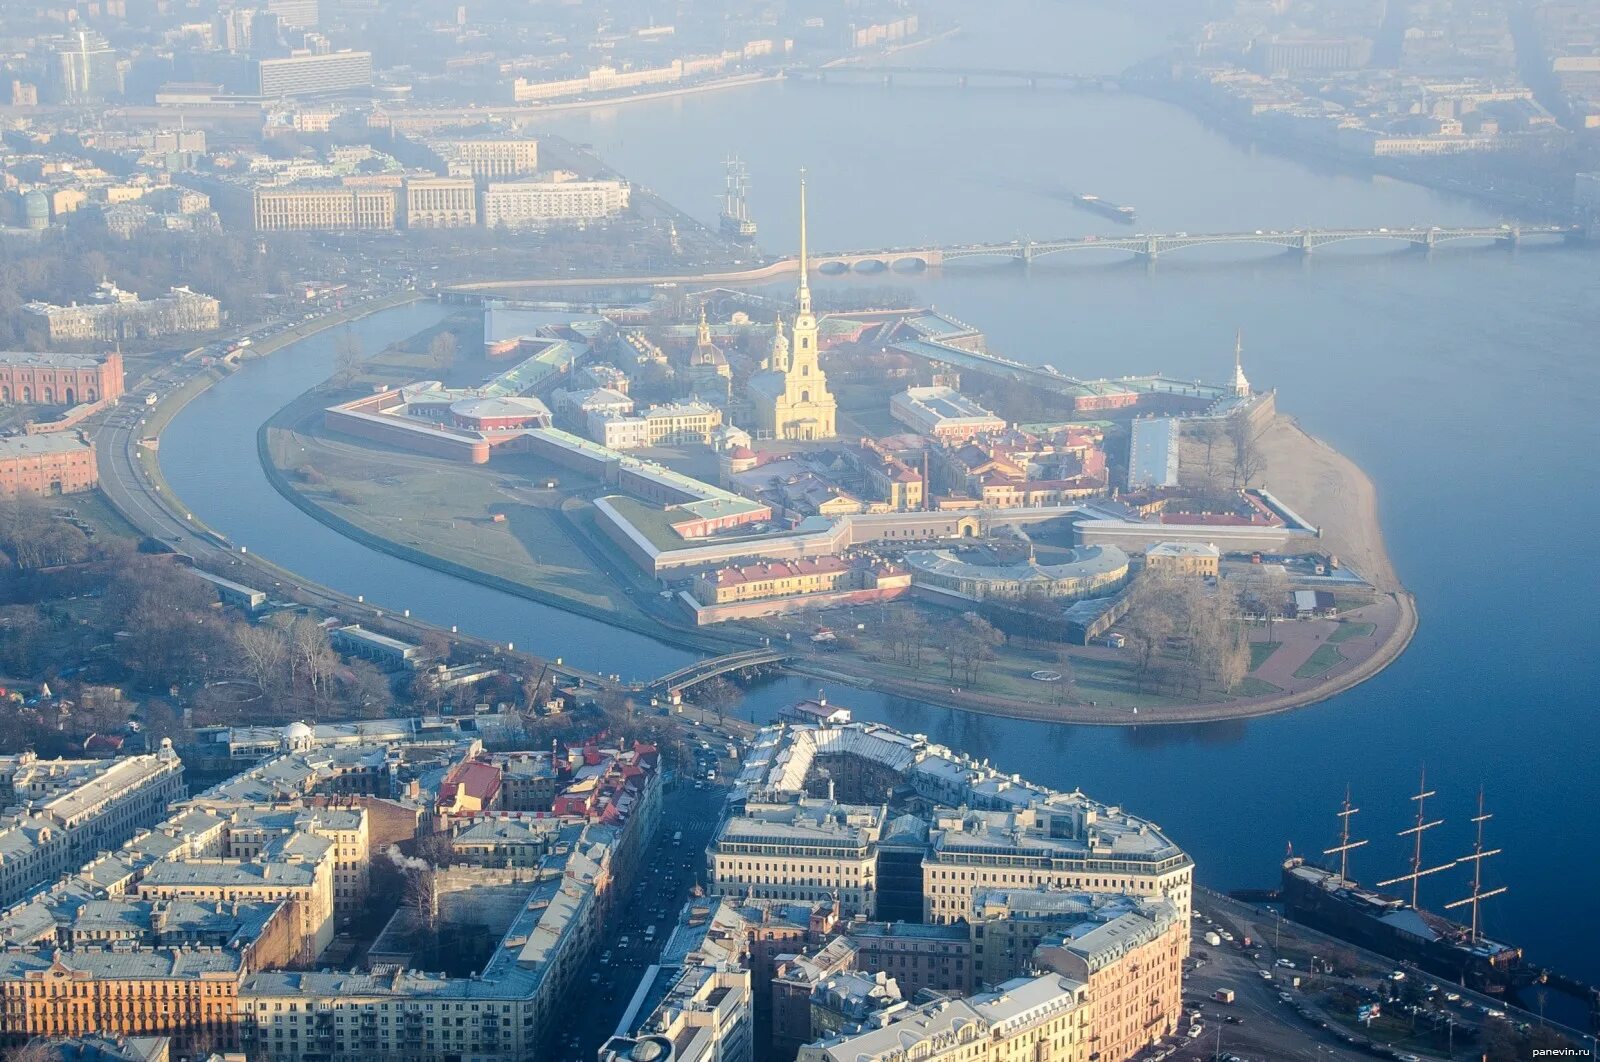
[1443, 788, 1507, 943]
[1278, 781, 1522, 993]
[719, 157, 758, 242]
[1323, 785, 1367, 882]
[1377, 767, 1456, 907]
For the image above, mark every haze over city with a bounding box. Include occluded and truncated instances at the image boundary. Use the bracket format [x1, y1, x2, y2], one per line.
[0, 1, 1596, 1062]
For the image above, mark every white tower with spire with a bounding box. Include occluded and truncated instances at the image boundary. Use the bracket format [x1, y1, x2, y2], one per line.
[1231, 329, 1252, 398]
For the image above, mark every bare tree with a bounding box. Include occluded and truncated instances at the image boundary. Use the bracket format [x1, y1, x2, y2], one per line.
[1227, 412, 1266, 488]
[694, 676, 740, 722]
[428, 331, 458, 373]
[942, 613, 1004, 685]
[1199, 419, 1222, 479]
[282, 616, 337, 696]
[232, 623, 289, 695]
[1053, 646, 1077, 706]
[333, 330, 365, 387]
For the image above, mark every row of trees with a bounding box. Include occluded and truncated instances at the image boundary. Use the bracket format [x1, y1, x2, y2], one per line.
[1122, 569, 1251, 695]
[880, 610, 1007, 686]
[1192, 413, 1267, 490]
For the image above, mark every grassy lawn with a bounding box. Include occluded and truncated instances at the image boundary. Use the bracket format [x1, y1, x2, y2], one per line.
[785, 608, 1222, 711]
[1248, 641, 1282, 671]
[1235, 676, 1283, 697]
[270, 427, 647, 619]
[1329, 621, 1376, 644]
[1293, 643, 1346, 679]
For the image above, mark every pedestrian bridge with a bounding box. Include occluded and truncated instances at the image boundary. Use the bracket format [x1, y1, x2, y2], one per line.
[648, 648, 790, 695]
[810, 225, 1582, 273]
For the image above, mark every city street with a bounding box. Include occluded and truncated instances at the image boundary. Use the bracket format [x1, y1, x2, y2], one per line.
[555, 776, 728, 1062]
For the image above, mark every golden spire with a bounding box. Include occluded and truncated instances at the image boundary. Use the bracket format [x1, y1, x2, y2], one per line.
[797, 168, 812, 318]
[697, 301, 711, 345]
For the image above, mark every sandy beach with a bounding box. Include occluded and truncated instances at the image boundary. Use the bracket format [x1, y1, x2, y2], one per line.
[1251, 413, 1401, 593]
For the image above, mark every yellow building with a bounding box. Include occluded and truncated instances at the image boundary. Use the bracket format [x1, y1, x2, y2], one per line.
[1144, 541, 1221, 577]
[748, 174, 837, 441]
[693, 556, 906, 606]
[0, 951, 244, 1055]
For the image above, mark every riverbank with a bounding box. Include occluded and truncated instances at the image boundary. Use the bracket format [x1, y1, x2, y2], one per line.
[93, 296, 636, 688]
[513, 72, 781, 115]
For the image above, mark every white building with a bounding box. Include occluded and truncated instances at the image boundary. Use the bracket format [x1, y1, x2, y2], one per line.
[481, 176, 631, 227]
[890, 386, 1006, 443]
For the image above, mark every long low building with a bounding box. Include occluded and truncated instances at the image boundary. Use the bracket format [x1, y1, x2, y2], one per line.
[903, 544, 1130, 603]
[0, 433, 98, 498]
[890, 386, 1006, 443]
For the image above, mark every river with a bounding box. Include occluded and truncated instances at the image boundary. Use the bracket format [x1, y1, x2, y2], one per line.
[161, 0, 1600, 987]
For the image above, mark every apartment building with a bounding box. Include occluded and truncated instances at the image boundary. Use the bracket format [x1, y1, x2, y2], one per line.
[480, 177, 630, 227]
[923, 799, 1193, 926]
[708, 801, 884, 916]
[251, 185, 397, 231]
[428, 138, 538, 180]
[0, 748, 185, 909]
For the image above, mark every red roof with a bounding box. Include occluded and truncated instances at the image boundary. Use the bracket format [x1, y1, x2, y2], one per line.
[442, 760, 502, 805]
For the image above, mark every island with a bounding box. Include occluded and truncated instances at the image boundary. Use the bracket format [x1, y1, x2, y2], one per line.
[245, 178, 1411, 725]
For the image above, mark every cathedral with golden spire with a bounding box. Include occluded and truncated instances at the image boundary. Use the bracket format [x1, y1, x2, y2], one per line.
[747, 171, 837, 440]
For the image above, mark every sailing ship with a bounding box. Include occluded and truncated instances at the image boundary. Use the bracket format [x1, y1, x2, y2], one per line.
[1279, 772, 1522, 992]
[719, 157, 758, 242]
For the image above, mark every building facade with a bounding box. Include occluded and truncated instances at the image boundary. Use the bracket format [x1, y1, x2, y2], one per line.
[24, 285, 220, 344]
[402, 176, 477, 229]
[251, 186, 397, 231]
[0, 435, 98, 498]
[480, 178, 631, 227]
[0, 351, 123, 407]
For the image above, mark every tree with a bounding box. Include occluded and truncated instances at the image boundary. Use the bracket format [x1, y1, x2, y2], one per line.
[1053, 646, 1077, 706]
[428, 331, 458, 373]
[1227, 412, 1267, 488]
[333, 330, 365, 387]
[232, 623, 289, 696]
[342, 659, 395, 718]
[0, 605, 46, 674]
[1195, 419, 1224, 480]
[271, 615, 338, 698]
[694, 676, 740, 722]
[942, 613, 1004, 686]
[1124, 582, 1176, 692]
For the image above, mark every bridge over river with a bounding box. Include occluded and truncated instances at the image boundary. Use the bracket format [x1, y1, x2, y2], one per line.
[646, 648, 791, 697]
[810, 225, 1584, 272]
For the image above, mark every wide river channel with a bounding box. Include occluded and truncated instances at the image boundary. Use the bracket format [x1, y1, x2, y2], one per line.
[163, 0, 1599, 987]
